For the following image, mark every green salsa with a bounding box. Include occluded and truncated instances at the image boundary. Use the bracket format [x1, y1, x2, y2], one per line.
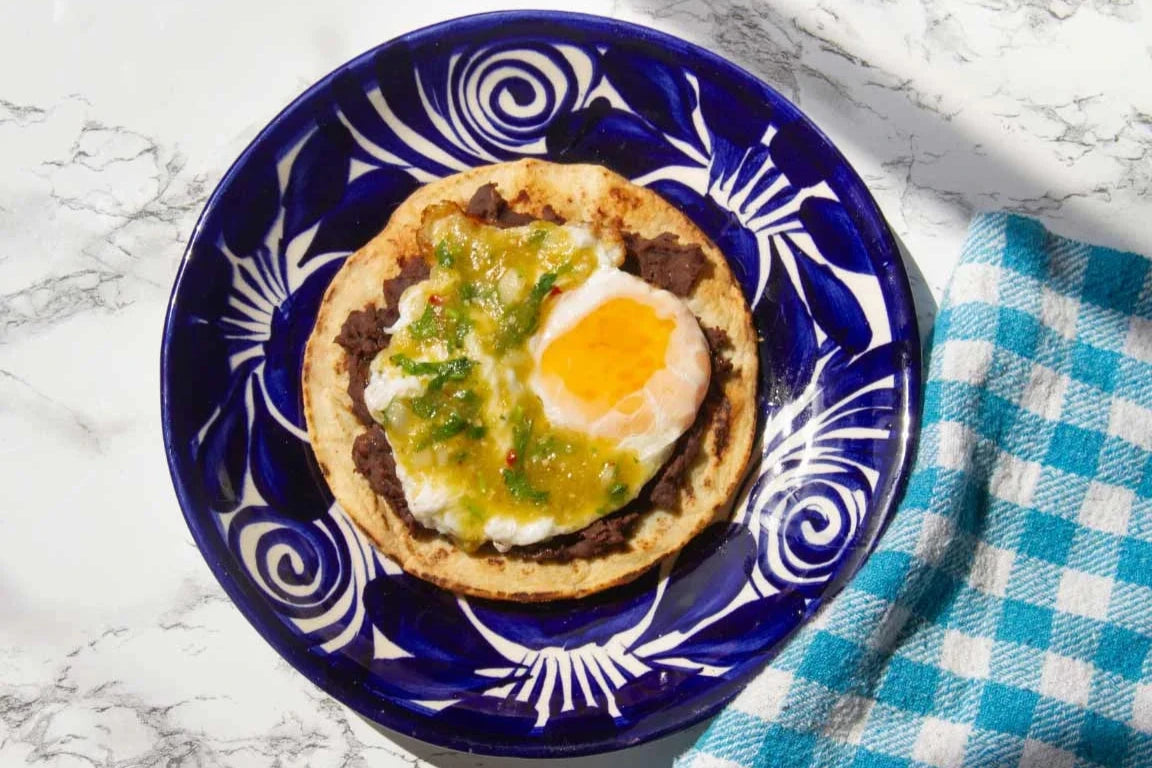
[369, 207, 648, 548]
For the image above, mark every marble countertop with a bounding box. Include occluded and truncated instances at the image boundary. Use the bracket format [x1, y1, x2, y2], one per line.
[2, 1, 1148, 765]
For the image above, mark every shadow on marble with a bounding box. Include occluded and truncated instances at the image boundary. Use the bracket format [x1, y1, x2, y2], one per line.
[623, 0, 1148, 259]
[356, 712, 713, 766]
[893, 231, 938, 347]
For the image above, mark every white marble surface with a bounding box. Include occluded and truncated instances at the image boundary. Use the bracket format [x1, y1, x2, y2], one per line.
[1, 0, 1148, 765]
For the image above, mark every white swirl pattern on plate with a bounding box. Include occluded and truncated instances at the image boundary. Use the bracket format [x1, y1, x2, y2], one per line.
[446, 44, 598, 156]
[235, 505, 381, 653]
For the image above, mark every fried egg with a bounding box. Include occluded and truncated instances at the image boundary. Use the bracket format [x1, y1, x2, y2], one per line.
[362, 211, 712, 551]
[528, 268, 711, 464]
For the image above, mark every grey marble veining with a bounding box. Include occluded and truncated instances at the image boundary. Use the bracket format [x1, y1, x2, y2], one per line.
[1, 0, 1147, 765]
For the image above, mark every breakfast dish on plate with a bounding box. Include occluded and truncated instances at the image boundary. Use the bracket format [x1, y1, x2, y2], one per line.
[163, 13, 920, 754]
[303, 159, 758, 601]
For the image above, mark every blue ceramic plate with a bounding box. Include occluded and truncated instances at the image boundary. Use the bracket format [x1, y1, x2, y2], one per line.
[162, 11, 920, 757]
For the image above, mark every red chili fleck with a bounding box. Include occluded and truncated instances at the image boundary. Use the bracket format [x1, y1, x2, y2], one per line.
[429, 294, 443, 306]
[505, 449, 518, 466]
[549, 285, 563, 297]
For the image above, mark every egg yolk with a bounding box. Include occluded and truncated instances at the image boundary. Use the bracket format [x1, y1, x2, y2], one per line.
[538, 297, 676, 410]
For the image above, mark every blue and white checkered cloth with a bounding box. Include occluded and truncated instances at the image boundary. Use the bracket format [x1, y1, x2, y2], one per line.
[678, 214, 1152, 768]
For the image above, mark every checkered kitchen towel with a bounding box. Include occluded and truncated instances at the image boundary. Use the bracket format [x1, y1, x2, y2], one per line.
[678, 214, 1152, 768]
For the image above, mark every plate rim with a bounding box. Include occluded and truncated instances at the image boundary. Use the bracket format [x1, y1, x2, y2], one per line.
[160, 9, 922, 758]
